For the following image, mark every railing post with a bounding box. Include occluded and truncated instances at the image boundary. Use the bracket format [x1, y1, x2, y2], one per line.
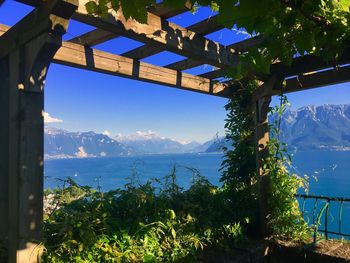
[325, 200, 329, 240]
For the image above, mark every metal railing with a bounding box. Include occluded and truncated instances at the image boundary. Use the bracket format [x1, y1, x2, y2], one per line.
[296, 194, 350, 242]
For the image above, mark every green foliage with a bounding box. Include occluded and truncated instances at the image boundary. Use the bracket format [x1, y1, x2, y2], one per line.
[86, 0, 350, 79]
[220, 81, 259, 231]
[222, 81, 309, 240]
[264, 95, 309, 240]
[42, 169, 244, 262]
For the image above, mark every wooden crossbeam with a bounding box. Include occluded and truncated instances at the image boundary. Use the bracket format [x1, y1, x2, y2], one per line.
[171, 36, 264, 73]
[166, 58, 206, 71]
[68, 1, 238, 69]
[148, 1, 192, 18]
[277, 65, 350, 95]
[271, 49, 350, 77]
[121, 15, 223, 60]
[199, 44, 350, 80]
[187, 15, 222, 35]
[69, 28, 118, 46]
[166, 35, 265, 72]
[68, 2, 189, 47]
[0, 24, 230, 98]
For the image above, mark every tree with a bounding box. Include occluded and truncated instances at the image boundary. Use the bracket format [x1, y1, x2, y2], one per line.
[86, 0, 350, 79]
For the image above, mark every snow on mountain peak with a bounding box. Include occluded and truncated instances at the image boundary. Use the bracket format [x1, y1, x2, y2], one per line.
[116, 130, 160, 141]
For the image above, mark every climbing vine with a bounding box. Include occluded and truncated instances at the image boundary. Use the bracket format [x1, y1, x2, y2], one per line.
[220, 81, 258, 231]
[221, 81, 309, 238]
[264, 95, 309, 240]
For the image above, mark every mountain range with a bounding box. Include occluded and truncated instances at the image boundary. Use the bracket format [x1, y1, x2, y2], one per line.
[44, 127, 224, 159]
[44, 104, 350, 159]
[275, 104, 350, 151]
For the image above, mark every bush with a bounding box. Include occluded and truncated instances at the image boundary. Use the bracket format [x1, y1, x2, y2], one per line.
[42, 172, 244, 262]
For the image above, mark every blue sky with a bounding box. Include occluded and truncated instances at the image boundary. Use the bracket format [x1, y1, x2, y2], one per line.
[1, 1, 349, 142]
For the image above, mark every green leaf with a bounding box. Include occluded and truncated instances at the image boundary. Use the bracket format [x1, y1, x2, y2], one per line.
[171, 228, 176, 239]
[143, 254, 156, 263]
[85, 1, 98, 14]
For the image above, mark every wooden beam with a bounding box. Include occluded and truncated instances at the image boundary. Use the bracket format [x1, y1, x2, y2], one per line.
[148, 2, 191, 18]
[68, 28, 118, 46]
[54, 41, 229, 96]
[187, 15, 222, 35]
[0, 0, 77, 59]
[0, 24, 229, 97]
[166, 35, 265, 71]
[166, 58, 204, 71]
[69, 1, 238, 69]
[271, 49, 350, 77]
[67, 2, 189, 47]
[199, 69, 225, 79]
[275, 65, 350, 95]
[121, 15, 223, 60]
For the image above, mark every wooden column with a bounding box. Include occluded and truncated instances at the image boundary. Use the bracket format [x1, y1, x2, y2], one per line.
[253, 78, 275, 237]
[0, 1, 77, 262]
[254, 95, 272, 236]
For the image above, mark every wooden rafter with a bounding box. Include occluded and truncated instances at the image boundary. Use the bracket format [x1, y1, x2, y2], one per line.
[279, 65, 350, 95]
[68, 2, 190, 47]
[18, 1, 232, 68]
[68, 28, 118, 46]
[166, 35, 265, 71]
[10, 0, 350, 93]
[69, 1, 238, 69]
[121, 15, 223, 60]
[0, 24, 230, 98]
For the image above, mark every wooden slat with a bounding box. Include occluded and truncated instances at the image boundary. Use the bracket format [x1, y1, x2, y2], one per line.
[67, 2, 189, 47]
[68, 28, 118, 46]
[121, 45, 162, 60]
[271, 49, 350, 77]
[187, 15, 222, 35]
[276, 65, 350, 95]
[121, 15, 223, 60]
[167, 35, 265, 72]
[199, 69, 224, 79]
[55, 42, 229, 96]
[0, 24, 229, 97]
[148, 2, 191, 18]
[69, 1, 238, 69]
[166, 58, 204, 71]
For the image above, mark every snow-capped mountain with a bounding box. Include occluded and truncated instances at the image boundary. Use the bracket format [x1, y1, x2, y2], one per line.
[44, 104, 350, 159]
[115, 131, 201, 154]
[44, 127, 135, 159]
[271, 104, 350, 150]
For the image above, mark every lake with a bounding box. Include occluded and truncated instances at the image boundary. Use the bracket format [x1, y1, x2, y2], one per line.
[45, 150, 350, 237]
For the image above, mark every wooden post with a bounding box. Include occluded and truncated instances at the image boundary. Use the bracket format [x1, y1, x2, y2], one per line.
[254, 95, 272, 236]
[0, 1, 77, 262]
[253, 78, 275, 237]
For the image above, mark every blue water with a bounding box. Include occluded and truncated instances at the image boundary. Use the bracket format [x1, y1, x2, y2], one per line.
[291, 151, 350, 238]
[44, 153, 224, 191]
[44, 151, 350, 238]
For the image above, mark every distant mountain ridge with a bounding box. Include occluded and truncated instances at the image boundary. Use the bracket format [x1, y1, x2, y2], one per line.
[44, 127, 135, 159]
[274, 104, 350, 151]
[44, 104, 350, 159]
[115, 131, 201, 154]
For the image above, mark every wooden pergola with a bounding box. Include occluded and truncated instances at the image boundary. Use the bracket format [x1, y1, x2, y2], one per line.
[0, 0, 349, 262]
